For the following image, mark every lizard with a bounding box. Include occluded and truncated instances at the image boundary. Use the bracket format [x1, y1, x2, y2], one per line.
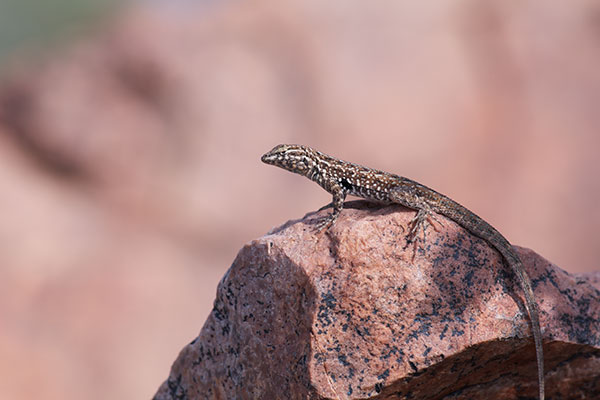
[261, 143, 545, 400]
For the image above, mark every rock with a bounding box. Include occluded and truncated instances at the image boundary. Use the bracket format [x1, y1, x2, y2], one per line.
[154, 201, 600, 399]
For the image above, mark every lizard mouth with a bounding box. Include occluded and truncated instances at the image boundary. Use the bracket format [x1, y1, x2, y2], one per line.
[261, 152, 276, 164]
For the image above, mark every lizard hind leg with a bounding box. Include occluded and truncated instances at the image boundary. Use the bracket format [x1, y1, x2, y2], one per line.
[405, 207, 444, 256]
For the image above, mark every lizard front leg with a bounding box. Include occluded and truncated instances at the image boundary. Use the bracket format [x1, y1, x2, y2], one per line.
[314, 182, 347, 232]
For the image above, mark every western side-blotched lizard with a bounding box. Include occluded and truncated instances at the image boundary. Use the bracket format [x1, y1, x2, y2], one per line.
[262, 144, 545, 400]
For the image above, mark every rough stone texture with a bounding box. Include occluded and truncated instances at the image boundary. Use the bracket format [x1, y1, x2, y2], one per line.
[154, 201, 600, 400]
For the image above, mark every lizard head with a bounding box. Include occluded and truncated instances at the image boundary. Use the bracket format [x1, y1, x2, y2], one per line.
[261, 144, 316, 175]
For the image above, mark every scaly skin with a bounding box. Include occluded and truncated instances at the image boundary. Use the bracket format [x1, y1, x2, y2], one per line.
[262, 144, 545, 400]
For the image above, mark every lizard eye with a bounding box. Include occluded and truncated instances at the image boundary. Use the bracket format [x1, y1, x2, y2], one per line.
[295, 161, 308, 171]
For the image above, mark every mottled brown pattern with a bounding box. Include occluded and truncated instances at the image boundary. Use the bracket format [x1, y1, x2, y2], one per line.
[262, 144, 545, 400]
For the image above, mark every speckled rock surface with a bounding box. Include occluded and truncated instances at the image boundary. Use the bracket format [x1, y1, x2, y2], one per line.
[154, 201, 600, 400]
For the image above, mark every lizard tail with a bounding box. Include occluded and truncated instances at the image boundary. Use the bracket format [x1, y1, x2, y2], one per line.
[510, 261, 545, 400]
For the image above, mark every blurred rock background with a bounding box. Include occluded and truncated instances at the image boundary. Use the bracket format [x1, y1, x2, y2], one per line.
[0, 0, 598, 399]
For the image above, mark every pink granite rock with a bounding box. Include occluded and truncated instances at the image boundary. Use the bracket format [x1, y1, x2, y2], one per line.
[158, 201, 600, 399]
